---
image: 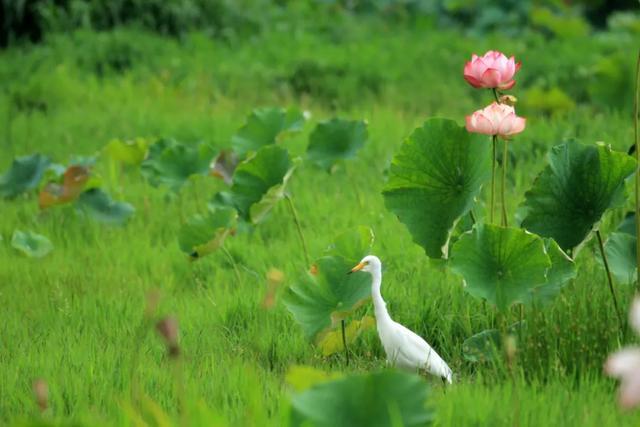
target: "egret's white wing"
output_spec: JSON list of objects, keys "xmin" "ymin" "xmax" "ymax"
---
[{"xmin": 394, "ymin": 322, "xmax": 453, "ymax": 383}]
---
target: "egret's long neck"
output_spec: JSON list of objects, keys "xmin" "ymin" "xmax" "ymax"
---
[{"xmin": 371, "ymin": 267, "xmax": 390, "ymax": 321}]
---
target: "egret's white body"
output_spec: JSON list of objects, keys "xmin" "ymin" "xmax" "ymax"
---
[{"xmin": 352, "ymin": 255, "xmax": 453, "ymax": 383}]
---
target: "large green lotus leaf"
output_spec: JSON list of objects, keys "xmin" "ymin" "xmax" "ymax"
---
[
  {"xmin": 616, "ymin": 212, "xmax": 636, "ymax": 236},
  {"xmin": 520, "ymin": 141, "xmax": 636, "ymax": 251},
  {"xmin": 324, "ymin": 226, "xmax": 375, "ymax": 265},
  {"xmin": 285, "ymin": 365, "xmax": 342, "ymax": 393},
  {"xmin": 103, "ymin": 138, "xmax": 150, "ymax": 166},
  {"xmin": 283, "ymin": 256, "xmax": 372, "ymax": 341},
  {"xmin": 603, "ymin": 213, "xmax": 638, "ymax": 284},
  {"xmin": 450, "ymin": 224, "xmax": 551, "ymax": 311},
  {"xmin": 232, "ymin": 107, "xmax": 306, "ymax": 156},
  {"xmin": 306, "ymin": 118, "xmax": 368, "ymax": 170},
  {"xmin": 290, "ymin": 370, "xmax": 433, "ymax": 427},
  {"xmin": 316, "ymin": 316, "xmax": 375, "ymax": 356},
  {"xmin": 382, "ymin": 118, "xmax": 491, "ymax": 259},
  {"xmin": 0, "ymin": 154, "xmax": 50, "ymax": 198},
  {"xmin": 178, "ymin": 207, "xmax": 237, "ymax": 259},
  {"xmin": 524, "ymin": 238, "xmax": 577, "ymax": 305},
  {"xmin": 462, "ymin": 322, "xmax": 524, "ymax": 363},
  {"xmin": 248, "ymin": 161, "xmax": 297, "ymax": 224},
  {"xmin": 212, "ymin": 145, "xmax": 295, "ymax": 224},
  {"xmin": 76, "ymin": 188, "xmax": 135, "ymax": 225},
  {"xmin": 11, "ymin": 230, "xmax": 53, "ymax": 258},
  {"xmin": 462, "ymin": 329, "xmax": 501, "ymax": 363},
  {"xmin": 141, "ymin": 139, "xmax": 217, "ymax": 191},
  {"xmin": 605, "ymin": 232, "xmax": 637, "ymax": 284}
]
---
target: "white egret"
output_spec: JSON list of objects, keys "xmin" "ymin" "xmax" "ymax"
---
[{"xmin": 350, "ymin": 255, "xmax": 453, "ymax": 383}]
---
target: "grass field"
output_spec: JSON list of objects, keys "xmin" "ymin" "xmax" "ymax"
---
[{"xmin": 2, "ymin": 18, "xmax": 640, "ymax": 426}]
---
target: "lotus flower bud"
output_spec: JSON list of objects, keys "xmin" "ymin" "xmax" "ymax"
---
[
  {"xmin": 465, "ymin": 102, "xmax": 526, "ymax": 138},
  {"xmin": 464, "ymin": 50, "xmax": 521, "ymax": 90},
  {"xmin": 499, "ymin": 95, "xmax": 517, "ymax": 106}
]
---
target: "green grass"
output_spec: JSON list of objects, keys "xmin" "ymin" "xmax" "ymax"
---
[{"xmin": 1, "ymin": 22, "xmax": 640, "ymax": 426}]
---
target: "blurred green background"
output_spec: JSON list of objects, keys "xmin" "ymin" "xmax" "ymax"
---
[
  {"xmin": 2, "ymin": 0, "xmax": 640, "ymax": 45},
  {"xmin": 2, "ymin": 0, "xmax": 640, "ymax": 121}
]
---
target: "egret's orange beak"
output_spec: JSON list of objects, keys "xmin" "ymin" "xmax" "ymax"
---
[{"xmin": 348, "ymin": 262, "xmax": 365, "ymax": 274}]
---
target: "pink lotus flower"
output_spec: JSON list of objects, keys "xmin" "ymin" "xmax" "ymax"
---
[
  {"xmin": 465, "ymin": 102, "xmax": 526, "ymax": 138},
  {"xmin": 464, "ymin": 51, "xmax": 521, "ymax": 90},
  {"xmin": 606, "ymin": 298, "xmax": 640, "ymax": 409}
]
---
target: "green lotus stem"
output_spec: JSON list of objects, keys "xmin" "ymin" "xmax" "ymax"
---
[
  {"xmin": 492, "ymin": 87, "xmax": 506, "ymax": 226},
  {"xmin": 222, "ymin": 245, "xmax": 242, "ymax": 286},
  {"xmin": 492, "ymin": 88, "xmax": 501, "ymax": 103},
  {"xmin": 634, "ymin": 50, "xmax": 640, "ymax": 291},
  {"xmin": 501, "ymin": 139, "xmax": 509, "ymax": 227},
  {"xmin": 495, "ymin": 311, "xmax": 507, "ymax": 365},
  {"xmin": 596, "ymin": 230, "xmax": 624, "ymax": 333},
  {"xmin": 491, "ymin": 135, "xmax": 497, "ymax": 224},
  {"xmin": 285, "ymin": 194, "xmax": 311, "ymax": 267},
  {"xmin": 341, "ymin": 319, "xmax": 350, "ymax": 366},
  {"xmin": 469, "ymin": 209, "xmax": 476, "ymax": 225}
]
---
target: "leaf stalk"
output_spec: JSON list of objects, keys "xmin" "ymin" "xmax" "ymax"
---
[
  {"xmin": 596, "ymin": 230, "xmax": 624, "ymax": 333},
  {"xmin": 341, "ymin": 319, "xmax": 350, "ymax": 366},
  {"xmin": 501, "ymin": 139, "xmax": 509, "ymax": 227},
  {"xmin": 285, "ymin": 194, "xmax": 311, "ymax": 267},
  {"xmin": 491, "ymin": 135, "xmax": 497, "ymax": 224}
]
